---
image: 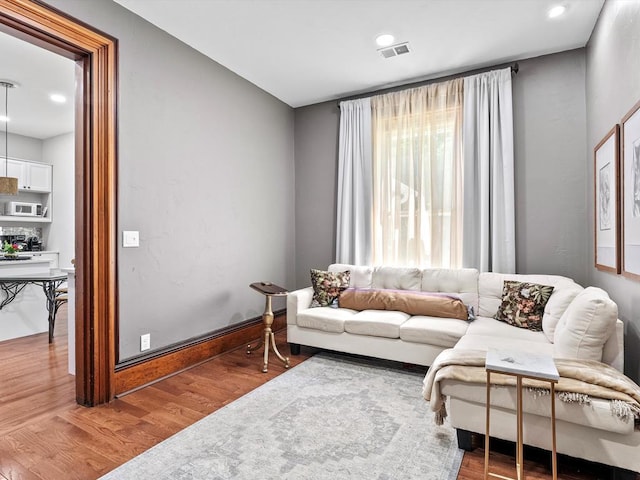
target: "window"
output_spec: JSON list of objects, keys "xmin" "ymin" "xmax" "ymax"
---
[{"xmin": 371, "ymin": 79, "xmax": 463, "ymax": 267}]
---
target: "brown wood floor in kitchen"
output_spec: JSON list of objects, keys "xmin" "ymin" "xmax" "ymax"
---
[{"xmin": 0, "ymin": 307, "xmax": 634, "ymax": 480}]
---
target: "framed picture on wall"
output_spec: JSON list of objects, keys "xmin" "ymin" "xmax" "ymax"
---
[
  {"xmin": 594, "ymin": 125, "xmax": 620, "ymax": 273},
  {"xmin": 621, "ymin": 100, "xmax": 640, "ymax": 280}
]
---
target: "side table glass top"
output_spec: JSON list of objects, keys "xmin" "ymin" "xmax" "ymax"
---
[
  {"xmin": 249, "ymin": 282, "xmax": 287, "ymax": 296},
  {"xmin": 485, "ymin": 348, "xmax": 559, "ymax": 381}
]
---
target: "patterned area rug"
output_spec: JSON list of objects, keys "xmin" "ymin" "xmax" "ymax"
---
[{"xmin": 100, "ymin": 352, "xmax": 463, "ymax": 480}]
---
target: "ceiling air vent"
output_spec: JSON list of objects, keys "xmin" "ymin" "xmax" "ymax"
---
[{"xmin": 378, "ymin": 42, "xmax": 410, "ymax": 58}]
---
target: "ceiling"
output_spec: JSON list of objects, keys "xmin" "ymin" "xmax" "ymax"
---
[
  {"xmin": 114, "ymin": 0, "xmax": 605, "ymax": 107},
  {"xmin": 0, "ymin": 0, "xmax": 605, "ymax": 139},
  {"xmin": 0, "ymin": 30, "xmax": 75, "ymax": 140}
]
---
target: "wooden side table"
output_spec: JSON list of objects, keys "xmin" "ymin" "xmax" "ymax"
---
[
  {"xmin": 247, "ymin": 282, "xmax": 289, "ymax": 373},
  {"xmin": 484, "ymin": 349, "xmax": 559, "ymax": 480}
]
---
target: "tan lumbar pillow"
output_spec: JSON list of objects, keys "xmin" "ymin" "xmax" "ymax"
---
[{"xmin": 339, "ymin": 288, "xmax": 469, "ymax": 320}]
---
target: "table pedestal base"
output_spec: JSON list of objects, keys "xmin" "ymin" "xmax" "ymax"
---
[{"xmin": 247, "ymin": 294, "xmax": 289, "ymax": 373}]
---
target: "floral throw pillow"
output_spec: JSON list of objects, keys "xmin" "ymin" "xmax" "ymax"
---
[
  {"xmin": 310, "ymin": 269, "xmax": 350, "ymax": 307},
  {"xmin": 494, "ymin": 281, "xmax": 554, "ymax": 331}
]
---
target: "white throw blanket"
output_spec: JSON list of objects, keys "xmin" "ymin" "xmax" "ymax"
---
[{"xmin": 422, "ymin": 348, "xmax": 640, "ymax": 426}]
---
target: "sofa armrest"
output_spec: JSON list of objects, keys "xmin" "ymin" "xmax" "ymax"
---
[
  {"xmin": 602, "ymin": 318, "xmax": 624, "ymax": 372},
  {"xmin": 287, "ymin": 287, "xmax": 314, "ymax": 325}
]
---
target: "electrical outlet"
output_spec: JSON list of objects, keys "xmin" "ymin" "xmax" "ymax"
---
[{"xmin": 140, "ymin": 333, "xmax": 151, "ymax": 351}]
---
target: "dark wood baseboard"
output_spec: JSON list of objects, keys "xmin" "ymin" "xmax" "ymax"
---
[{"xmin": 113, "ymin": 313, "xmax": 287, "ymax": 395}]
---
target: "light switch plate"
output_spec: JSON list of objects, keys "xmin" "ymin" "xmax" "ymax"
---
[{"xmin": 123, "ymin": 230, "xmax": 139, "ymax": 248}]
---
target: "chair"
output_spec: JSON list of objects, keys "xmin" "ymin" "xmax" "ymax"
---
[
  {"xmin": 49, "ymin": 285, "xmax": 68, "ymax": 343},
  {"xmin": 49, "ymin": 260, "xmax": 74, "ymax": 342}
]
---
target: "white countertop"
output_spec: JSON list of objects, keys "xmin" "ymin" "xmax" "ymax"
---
[
  {"xmin": 0, "ymin": 257, "xmax": 50, "ymax": 264},
  {"xmin": 0, "ymin": 257, "xmax": 51, "ymax": 275},
  {"xmin": 17, "ymin": 250, "xmax": 59, "ymax": 255}
]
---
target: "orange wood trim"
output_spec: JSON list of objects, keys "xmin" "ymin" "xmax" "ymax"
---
[
  {"xmin": 594, "ymin": 124, "xmax": 620, "ymax": 274},
  {"xmin": 621, "ymin": 99, "xmax": 640, "ymax": 281},
  {"xmin": 0, "ymin": 1, "xmax": 118, "ymax": 406},
  {"xmin": 74, "ymin": 55, "xmax": 90, "ymax": 405},
  {"xmin": 114, "ymin": 315, "xmax": 287, "ymax": 395}
]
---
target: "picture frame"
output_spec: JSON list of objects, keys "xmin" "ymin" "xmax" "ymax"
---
[
  {"xmin": 621, "ymin": 100, "xmax": 640, "ymax": 280},
  {"xmin": 594, "ymin": 125, "xmax": 620, "ymax": 273}
]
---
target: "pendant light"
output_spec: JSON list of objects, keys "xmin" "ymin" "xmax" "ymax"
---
[{"xmin": 0, "ymin": 80, "xmax": 18, "ymax": 195}]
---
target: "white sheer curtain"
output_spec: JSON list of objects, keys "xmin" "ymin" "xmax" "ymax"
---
[
  {"xmin": 462, "ymin": 68, "xmax": 515, "ymax": 273},
  {"xmin": 336, "ymin": 97, "xmax": 373, "ymax": 265},
  {"xmin": 371, "ymin": 79, "xmax": 464, "ymax": 267}
]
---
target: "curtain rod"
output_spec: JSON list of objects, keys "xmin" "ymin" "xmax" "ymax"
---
[{"xmin": 337, "ymin": 61, "xmax": 519, "ymax": 107}]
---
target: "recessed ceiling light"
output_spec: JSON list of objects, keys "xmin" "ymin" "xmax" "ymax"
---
[
  {"xmin": 0, "ymin": 116, "xmax": 9, "ymax": 122},
  {"xmin": 548, "ymin": 4, "xmax": 566, "ymax": 18},
  {"xmin": 50, "ymin": 93, "xmax": 67, "ymax": 103},
  {"xmin": 375, "ymin": 34, "xmax": 395, "ymax": 47}
]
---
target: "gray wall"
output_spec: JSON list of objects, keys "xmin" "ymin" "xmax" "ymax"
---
[
  {"xmin": 587, "ymin": 0, "xmax": 640, "ymax": 382},
  {"xmin": 0, "ymin": 132, "xmax": 42, "ymax": 163},
  {"xmin": 293, "ymin": 51, "xmax": 589, "ymax": 288},
  {"xmin": 47, "ymin": 0, "xmax": 295, "ymax": 360},
  {"xmin": 43, "ymin": 132, "xmax": 75, "ymax": 268},
  {"xmin": 293, "ymin": 102, "xmax": 340, "ymax": 287},
  {"xmin": 513, "ymin": 50, "xmax": 588, "ymax": 284}
]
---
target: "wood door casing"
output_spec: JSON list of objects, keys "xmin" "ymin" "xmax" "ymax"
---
[{"xmin": 0, "ymin": 0, "xmax": 117, "ymax": 406}]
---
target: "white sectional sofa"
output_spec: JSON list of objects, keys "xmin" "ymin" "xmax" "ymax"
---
[
  {"xmin": 287, "ymin": 264, "xmax": 484, "ymax": 366},
  {"xmin": 286, "ymin": 264, "xmax": 640, "ymax": 476}
]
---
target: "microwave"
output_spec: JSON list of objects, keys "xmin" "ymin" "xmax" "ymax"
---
[{"xmin": 5, "ymin": 201, "xmax": 42, "ymax": 217}]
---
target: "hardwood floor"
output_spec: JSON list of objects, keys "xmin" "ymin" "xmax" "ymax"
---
[
  {"xmin": 457, "ymin": 433, "xmax": 637, "ymax": 480},
  {"xmin": 0, "ymin": 308, "xmax": 635, "ymax": 479},
  {"xmin": 0, "ymin": 309, "xmax": 312, "ymax": 479}
]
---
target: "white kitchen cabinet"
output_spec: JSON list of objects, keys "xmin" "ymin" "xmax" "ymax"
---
[
  {"xmin": 0, "ymin": 158, "xmax": 53, "ymax": 223},
  {"xmin": 27, "ymin": 162, "xmax": 52, "ymax": 192},
  {"xmin": 7, "ymin": 159, "xmax": 52, "ymax": 192}
]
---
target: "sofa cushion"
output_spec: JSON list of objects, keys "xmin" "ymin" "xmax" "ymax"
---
[
  {"xmin": 420, "ymin": 268, "xmax": 480, "ymax": 312},
  {"xmin": 553, "ymin": 287, "xmax": 618, "ymax": 361},
  {"xmin": 465, "ymin": 316, "xmax": 552, "ymax": 343},
  {"xmin": 310, "ymin": 268, "xmax": 350, "ymax": 307},
  {"xmin": 399, "ymin": 316, "xmax": 469, "ymax": 348},
  {"xmin": 440, "ymin": 380, "xmax": 634, "ymax": 434},
  {"xmin": 454, "ymin": 333, "xmax": 555, "ymax": 357},
  {"xmin": 296, "ymin": 307, "xmax": 355, "ymax": 333},
  {"xmin": 338, "ymin": 288, "xmax": 469, "ymax": 320},
  {"xmin": 329, "ymin": 264, "xmax": 373, "ymax": 288},
  {"xmin": 542, "ymin": 283, "xmax": 584, "ymax": 341},
  {"xmin": 494, "ymin": 280, "xmax": 554, "ymax": 331},
  {"xmin": 372, "ymin": 266, "xmax": 422, "ymax": 291},
  {"xmin": 344, "ymin": 310, "xmax": 409, "ymax": 338}
]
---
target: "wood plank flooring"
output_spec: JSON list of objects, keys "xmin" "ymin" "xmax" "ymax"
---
[{"xmin": 0, "ymin": 307, "xmax": 635, "ymax": 479}]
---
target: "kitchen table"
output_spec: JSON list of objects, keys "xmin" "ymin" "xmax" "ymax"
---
[{"xmin": 0, "ymin": 271, "xmax": 67, "ymax": 343}]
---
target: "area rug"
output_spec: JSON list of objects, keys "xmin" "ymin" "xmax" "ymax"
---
[{"xmin": 99, "ymin": 352, "xmax": 463, "ymax": 479}]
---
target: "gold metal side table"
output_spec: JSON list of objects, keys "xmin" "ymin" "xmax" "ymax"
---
[
  {"xmin": 247, "ymin": 282, "xmax": 289, "ymax": 373},
  {"xmin": 484, "ymin": 349, "xmax": 559, "ymax": 480}
]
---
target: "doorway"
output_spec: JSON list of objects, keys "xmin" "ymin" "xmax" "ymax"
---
[
  {"xmin": 0, "ymin": 29, "xmax": 76, "ymax": 419},
  {"xmin": 0, "ymin": 1, "xmax": 117, "ymax": 406}
]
